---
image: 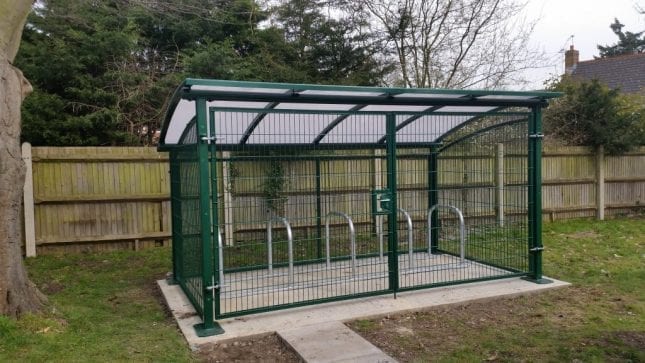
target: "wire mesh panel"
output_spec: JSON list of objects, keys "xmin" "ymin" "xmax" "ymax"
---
[
  {"xmin": 212, "ymin": 110, "xmax": 392, "ymax": 318},
  {"xmin": 169, "ymin": 120, "xmax": 206, "ymax": 316},
  {"xmin": 200, "ymin": 108, "xmax": 534, "ymax": 318},
  {"xmin": 395, "ymin": 113, "xmax": 531, "ymax": 290}
]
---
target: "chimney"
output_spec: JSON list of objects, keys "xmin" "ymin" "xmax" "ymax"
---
[{"xmin": 565, "ymin": 45, "xmax": 579, "ymax": 75}]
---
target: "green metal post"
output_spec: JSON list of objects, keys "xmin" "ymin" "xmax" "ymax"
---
[
  {"xmin": 525, "ymin": 107, "xmax": 551, "ymax": 284},
  {"xmin": 386, "ymin": 113, "xmax": 399, "ymax": 292},
  {"xmin": 168, "ymin": 151, "xmax": 181, "ymax": 285},
  {"xmin": 209, "ymin": 110, "xmax": 225, "ymax": 323},
  {"xmin": 315, "ymin": 158, "xmax": 323, "ymax": 260},
  {"xmin": 428, "ymin": 145, "xmax": 439, "ymax": 253},
  {"xmin": 194, "ymin": 98, "xmax": 224, "ymax": 336}
]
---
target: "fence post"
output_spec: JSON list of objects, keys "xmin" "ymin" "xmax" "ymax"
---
[
  {"xmin": 596, "ymin": 145, "xmax": 605, "ymax": 220},
  {"xmin": 22, "ymin": 142, "xmax": 36, "ymax": 257},
  {"xmin": 495, "ymin": 143, "xmax": 504, "ymax": 227}
]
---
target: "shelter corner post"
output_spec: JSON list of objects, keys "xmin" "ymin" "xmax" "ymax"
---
[
  {"xmin": 524, "ymin": 106, "xmax": 551, "ymax": 284},
  {"xmin": 168, "ymin": 150, "xmax": 181, "ymax": 285},
  {"xmin": 195, "ymin": 98, "xmax": 224, "ymax": 336}
]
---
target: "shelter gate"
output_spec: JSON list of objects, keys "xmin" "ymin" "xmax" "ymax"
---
[{"xmin": 159, "ymin": 79, "xmax": 558, "ymax": 336}]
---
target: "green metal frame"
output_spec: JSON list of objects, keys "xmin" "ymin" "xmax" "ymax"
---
[
  {"xmin": 160, "ymin": 79, "xmax": 558, "ymax": 331},
  {"xmin": 193, "ymin": 98, "xmax": 223, "ymax": 336},
  {"xmin": 428, "ymin": 145, "xmax": 439, "ymax": 253},
  {"xmin": 386, "ymin": 113, "xmax": 399, "ymax": 293},
  {"xmin": 168, "ymin": 152, "xmax": 181, "ymax": 285},
  {"xmin": 525, "ymin": 106, "xmax": 551, "ymax": 284}
]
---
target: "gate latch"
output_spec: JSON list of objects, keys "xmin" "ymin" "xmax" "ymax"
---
[{"xmin": 372, "ymin": 189, "xmax": 393, "ymax": 215}]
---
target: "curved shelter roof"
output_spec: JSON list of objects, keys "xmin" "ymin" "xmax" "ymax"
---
[{"xmin": 159, "ymin": 79, "xmax": 560, "ymax": 148}]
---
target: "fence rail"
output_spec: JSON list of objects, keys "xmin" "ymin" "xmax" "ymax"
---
[{"xmin": 22, "ymin": 144, "xmax": 645, "ymax": 255}]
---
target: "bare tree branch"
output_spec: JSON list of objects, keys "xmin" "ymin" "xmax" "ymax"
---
[{"xmin": 352, "ymin": 0, "xmax": 545, "ymax": 89}]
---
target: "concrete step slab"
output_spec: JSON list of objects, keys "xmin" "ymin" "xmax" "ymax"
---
[{"xmin": 278, "ymin": 321, "xmax": 397, "ymax": 363}]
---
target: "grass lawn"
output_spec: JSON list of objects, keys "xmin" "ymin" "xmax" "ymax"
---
[
  {"xmin": 0, "ymin": 217, "xmax": 642, "ymax": 362},
  {"xmin": 0, "ymin": 248, "xmax": 194, "ymax": 362},
  {"xmin": 349, "ymin": 216, "xmax": 645, "ymax": 362}
]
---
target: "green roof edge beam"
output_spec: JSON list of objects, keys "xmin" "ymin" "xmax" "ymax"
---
[
  {"xmin": 238, "ymin": 101, "xmax": 280, "ymax": 145},
  {"xmin": 375, "ymin": 105, "xmax": 443, "ymax": 144},
  {"xmin": 439, "ymin": 117, "xmax": 528, "ymax": 152},
  {"xmin": 207, "ymin": 107, "xmax": 531, "ymax": 117},
  {"xmin": 312, "ymin": 105, "xmax": 369, "ymax": 145},
  {"xmin": 183, "ymin": 78, "xmax": 560, "ymax": 98},
  {"xmin": 180, "ymin": 89, "xmax": 551, "ymax": 108}
]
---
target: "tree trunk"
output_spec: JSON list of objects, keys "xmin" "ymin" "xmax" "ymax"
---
[
  {"xmin": 0, "ymin": 0, "xmax": 47, "ymax": 317},
  {"xmin": 0, "ymin": 59, "xmax": 47, "ymax": 316}
]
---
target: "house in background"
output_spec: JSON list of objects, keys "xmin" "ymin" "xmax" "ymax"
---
[{"xmin": 564, "ymin": 45, "xmax": 645, "ymax": 93}]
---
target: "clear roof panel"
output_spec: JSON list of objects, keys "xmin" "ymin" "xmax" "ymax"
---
[
  {"xmin": 274, "ymin": 103, "xmax": 357, "ymax": 111},
  {"xmin": 361, "ymin": 105, "xmax": 430, "ymax": 112},
  {"xmin": 435, "ymin": 105, "xmax": 497, "ymax": 113},
  {"xmin": 166, "ymin": 99, "xmax": 196, "ymax": 144},
  {"xmin": 212, "ymin": 110, "xmax": 258, "ymax": 145},
  {"xmin": 320, "ymin": 114, "xmax": 386, "ymax": 144},
  {"xmin": 160, "ymin": 79, "xmax": 560, "ymax": 146},
  {"xmin": 395, "ymin": 114, "xmax": 473, "ymax": 143},
  {"xmin": 393, "ymin": 93, "xmax": 465, "ymax": 99},
  {"xmin": 299, "ymin": 90, "xmax": 383, "ymax": 97},
  {"xmin": 247, "ymin": 112, "xmax": 338, "ymax": 144},
  {"xmin": 191, "ymin": 85, "xmax": 289, "ymax": 94}
]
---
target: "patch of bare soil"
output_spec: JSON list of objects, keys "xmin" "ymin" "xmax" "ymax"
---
[
  {"xmin": 150, "ymin": 285, "xmax": 299, "ymax": 362},
  {"xmin": 567, "ymin": 230, "xmax": 600, "ymax": 239},
  {"xmin": 40, "ymin": 281, "xmax": 65, "ymax": 295},
  {"xmin": 348, "ymin": 286, "xmax": 636, "ymax": 362},
  {"xmin": 611, "ymin": 331, "xmax": 645, "ymax": 351},
  {"xmin": 195, "ymin": 333, "xmax": 301, "ymax": 363}
]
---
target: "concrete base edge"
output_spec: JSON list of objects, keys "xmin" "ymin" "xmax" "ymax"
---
[{"xmin": 157, "ymin": 276, "xmax": 570, "ymax": 350}]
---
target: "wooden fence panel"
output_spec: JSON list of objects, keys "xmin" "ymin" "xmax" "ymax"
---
[
  {"xmin": 604, "ymin": 149, "xmax": 645, "ymax": 217},
  {"xmin": 22, "ymin": 144, "xmax": 645, "ymax": 255},
  {"xmin": 26, "ymin": 146, "xmax": 170, "ymax": 254}
]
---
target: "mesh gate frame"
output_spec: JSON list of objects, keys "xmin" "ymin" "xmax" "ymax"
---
[
  {"xmin": 164, "ymin": 86, "xmax": 554, "ymax": 336},
  {"xmin": 215, "ymin": 108, "xmax": 532, "ymax": 319}
]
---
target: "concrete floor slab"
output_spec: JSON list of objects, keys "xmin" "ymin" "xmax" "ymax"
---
[
  {"xmin": 158, "ymin": 276, "xmax": 569, "ymax": 351},
  {"xmin": 278, "ymin": 321, "xmax": 397, "ymax": 363},
  {"xmin": 216, "ymin": 253, "xmax": 508, "ymax": 315}
]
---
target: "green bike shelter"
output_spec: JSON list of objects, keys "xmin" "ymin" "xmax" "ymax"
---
[{"xmin": 158, "ymin": 79, "xmax": 560, "ymax": 336}]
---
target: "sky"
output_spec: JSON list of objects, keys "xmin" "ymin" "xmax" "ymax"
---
[{"xmin": 521, "ymin": 0, "xmax": 644, "ymax": 90}]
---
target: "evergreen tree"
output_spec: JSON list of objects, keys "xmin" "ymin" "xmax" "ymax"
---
[
  {"xmin": 17, "ymin": 0, "xmax": 137, "ymax": 145},
  {"xmin": 544, "ymin": 78, "xmax": 645, "ymax": 154},
  {"xmin": 16, "ymin": 0, "xmax": 390, "ymax": 146},
  {"xmin": 597, "ymin": 18, "xmax": 645, "ymax": 57},
  {"xmin": 272, "ymin": 0, "xmax": 392, "ymax": 85}
]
